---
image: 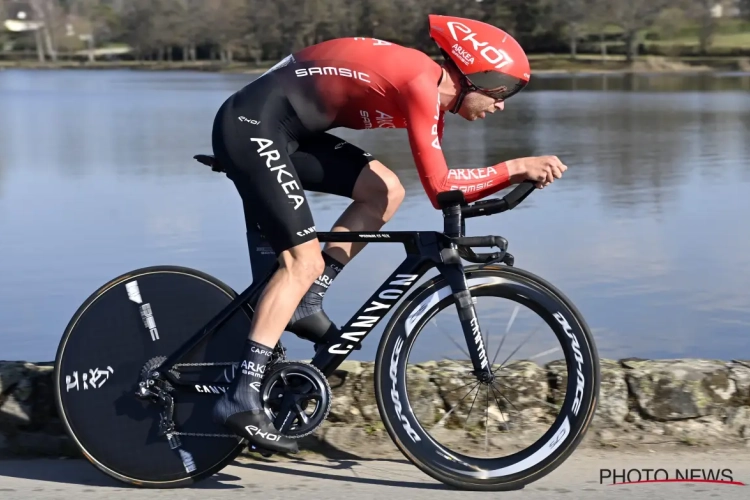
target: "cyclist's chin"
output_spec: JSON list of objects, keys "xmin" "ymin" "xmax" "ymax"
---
[{"xmin": 458, "ymin": 107, "xmax": 482, "ymax": 121}]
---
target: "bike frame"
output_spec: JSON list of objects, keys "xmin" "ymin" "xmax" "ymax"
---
[{"xmin": 151, "ymin": 186, "xmax": 534, "ymax": 390}]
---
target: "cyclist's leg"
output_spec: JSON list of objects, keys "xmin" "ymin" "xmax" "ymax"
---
[
  {"xmin": 283, "ymin": 133, "xmax": 405, "ymax": 342},
  {"xmin": 291, "ymin": 133, "xmax": 406, "ymax": 264},
  {"xmin": 210, "ymin": 87, "xmax": 322, "ymax": 453}
]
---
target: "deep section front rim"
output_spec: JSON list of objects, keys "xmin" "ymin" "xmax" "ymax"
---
[{"xmin": 374, "ymin": 266, "xmax": 599, "ymax": 490}]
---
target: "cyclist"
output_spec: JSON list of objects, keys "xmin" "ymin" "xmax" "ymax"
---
[{"xmin": 211, "ymin": 14, "xmax": 568, "ymax": 454}]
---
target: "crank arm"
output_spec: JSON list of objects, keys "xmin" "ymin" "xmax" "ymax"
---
[{"xmin": 272, "ymin": 396, "xmax": 298, "ymax": 434}]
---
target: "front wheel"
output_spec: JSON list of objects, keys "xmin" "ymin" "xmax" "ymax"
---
[{"xmin": 374, "ymin": 265, "xmax": 599, "ymax": 491}]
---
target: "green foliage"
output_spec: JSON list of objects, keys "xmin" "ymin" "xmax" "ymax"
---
[{"xmin": 3, "ymin": 0, "xmax": 749, "ymax": 61}]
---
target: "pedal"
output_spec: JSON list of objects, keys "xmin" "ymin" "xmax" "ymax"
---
[{"xmin": 248, "ymin": 444, "xmax": 275, "ymax": 458}]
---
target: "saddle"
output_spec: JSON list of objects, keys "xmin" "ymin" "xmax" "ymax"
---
[{"xmin": 193, "ymin": 154, "xmax": 225, "ymax": 173}]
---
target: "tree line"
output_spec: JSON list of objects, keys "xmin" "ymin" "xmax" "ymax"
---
[{"xmin": 2, "ymin": 0, "xmax": 749, "ymax": 64}]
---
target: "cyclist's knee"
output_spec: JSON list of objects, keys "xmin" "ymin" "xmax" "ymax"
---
[
  {"xmin": 377, "ymin": 167, "xmax": 405, "ymax": 222},
  {"xmin": 383, "ymin": 168, "xmax": 406, "ymax": 209},
  {"xmin": 354, "ymin": 160, "xmax": 405, "ymax": 222},
  {"xmin": 278, "ymin": 239, "xmax": 325, "ymax": 286}
]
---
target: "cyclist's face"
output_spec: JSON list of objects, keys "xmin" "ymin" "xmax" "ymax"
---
[{"xmin": 458, "ymin": 91, "xmax": 504, "ymax": 121}]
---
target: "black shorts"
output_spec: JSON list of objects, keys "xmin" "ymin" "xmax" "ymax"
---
[{"xmin": 211, "ymin": 75, "xmax": 375, "ymax": 255}]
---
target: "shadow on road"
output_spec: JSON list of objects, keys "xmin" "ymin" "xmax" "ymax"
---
[
  {"xmin": 0, "ymin": 453, "xmax": 454, "ymax": 491},
  {"xmin": 0, "ymin": 458, "xmax": 243, "ymax": 490},
  {"xmin": 235, "ymin": 458, "xmax": 452, "ymax": 490}
]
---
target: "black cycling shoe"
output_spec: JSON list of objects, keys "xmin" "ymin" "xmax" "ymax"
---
[
  {"xmin": 286, "ymin": 309, "xmax": 340, "ymax": 344},
  {"xmin": 224, "ymin": 410, "xmax": 299, "ymax": 455}
]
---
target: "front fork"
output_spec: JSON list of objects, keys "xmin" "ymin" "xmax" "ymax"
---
[
  {"xmin": 439, "ymin": 201, "xmax": 494, "ymax": 381},
  {"xmin": 437, "ymin": 260, "xmax": 494, "ymax": 381}
]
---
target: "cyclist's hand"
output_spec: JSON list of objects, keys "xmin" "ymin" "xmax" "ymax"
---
[{"xmin": 507, "ymin": 156, "xmax": 567, "ymax": 189}]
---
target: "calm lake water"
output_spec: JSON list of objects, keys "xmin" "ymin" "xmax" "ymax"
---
[{"xmin": 1, "ymin": 69, "xmax": 749, "ymax": 363}]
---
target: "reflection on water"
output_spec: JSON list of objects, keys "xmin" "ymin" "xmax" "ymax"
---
[
  {"xmin": 0, "ymin": 69, "xmax": 749, "ymax": 363},
  {"xmin": 532, "ymin": 71, "xmax": 750, "ymax": 93}
]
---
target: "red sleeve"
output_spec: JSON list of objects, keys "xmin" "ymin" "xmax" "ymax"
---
[
  {"xmin": 437, "ymin": 109, "xmax": 445, "ymax": 144},
  {"xmin": 398, "ymin": 73, "xmax": 512, "ymax": 209}
]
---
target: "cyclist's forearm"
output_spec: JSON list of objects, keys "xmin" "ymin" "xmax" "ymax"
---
[
  {"xmin": 505, "ymin": 158, "xmax": 525, "ymax": 181},
  {"xmin": 423, "ymin": 161, "xmax": 512, "ymax": 204}
]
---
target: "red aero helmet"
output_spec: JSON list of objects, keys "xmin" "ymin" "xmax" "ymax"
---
[{"xmin": 429, "ymin": 14, "xmax": 531, "ymax": 101}]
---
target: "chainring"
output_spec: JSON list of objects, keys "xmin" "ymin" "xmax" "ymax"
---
[{"xmin": 261, "ymin": 361, "xmax": 331, "ymax": 439}]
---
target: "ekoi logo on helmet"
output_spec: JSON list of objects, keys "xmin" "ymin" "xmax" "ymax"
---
[
  {"xmin": 446, "ymin": 21, "xmax": 515, "ymax": 71},
  {"xmin": 429, "ymin": 14, "xmax": 530, "ymax": 100}
]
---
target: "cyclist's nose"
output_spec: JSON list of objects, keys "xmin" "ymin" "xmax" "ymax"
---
[{"xmin": 494, "ymin": 101, "xmax": 505, "ymax": 111}]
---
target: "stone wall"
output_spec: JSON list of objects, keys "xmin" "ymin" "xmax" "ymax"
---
[{"xmin": 2, "ymin": 358, "xmax": 750, "ymax": 458}]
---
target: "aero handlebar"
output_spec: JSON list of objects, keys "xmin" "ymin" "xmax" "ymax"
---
[
  {"xmin": 435, "ymin": 180, "xmax": 537, "ymax": 266},
  {"xmin": 460, "ymin": 180, "xmax": 536, "ymax": 218}
]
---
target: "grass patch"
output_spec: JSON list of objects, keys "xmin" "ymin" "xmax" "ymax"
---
[
  {"xmin": 363, "ymin": 421, "xmax": 385, "ymax": 435},
  {"xmin": 648, "ymin": 31, "xmax": 750, "ymax": 49}
]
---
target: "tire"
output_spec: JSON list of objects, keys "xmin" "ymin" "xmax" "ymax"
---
[
  {"xmin": 374, "ymin": 265, "xmax": 600, "ymax": 491},
  {"xmin": 53, "ymin": 265, "xmax": 257, "ymax": 488}
]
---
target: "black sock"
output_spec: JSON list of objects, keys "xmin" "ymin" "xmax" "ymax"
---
[
  {"xmin": 290, "ymin": 251, "xmax": 344, "ymax": 322},
  {"xmin": 213, "ymin": 339, "xmax": 273, "ymax": 423}
]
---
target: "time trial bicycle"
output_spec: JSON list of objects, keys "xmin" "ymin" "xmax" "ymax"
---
[{"xmin": 53, "ymin": 153, "xmax": 600, "ymax": 491}]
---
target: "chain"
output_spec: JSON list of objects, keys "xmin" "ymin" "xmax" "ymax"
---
[
  {"xmin": 171, "ymin": 355, "xmax": 286, "ymax": 370},
  {"xmin": 164, "ymin": 342, "xmax": 286, "ymax": 371},
  {"xmin": 172, "ymin": 362, "xmax": 237, "ymax": 368},
  {"xmin": 171, "ymin": 431, "xmax": 237, "ymax": 438}
]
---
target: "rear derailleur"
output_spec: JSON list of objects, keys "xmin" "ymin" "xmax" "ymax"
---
[{"xmin": 135, "ymin": 357, "xmax": 183, "ymax": 449}]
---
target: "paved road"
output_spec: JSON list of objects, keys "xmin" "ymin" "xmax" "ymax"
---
[{"xmin": 1, "ymin": 447, "xmax": 748, "ymax": 499}]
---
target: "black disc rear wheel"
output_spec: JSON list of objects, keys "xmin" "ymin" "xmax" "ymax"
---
[{"xmin": 53, "ymin": 265, "xmax": 260, "ymax": 487}]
